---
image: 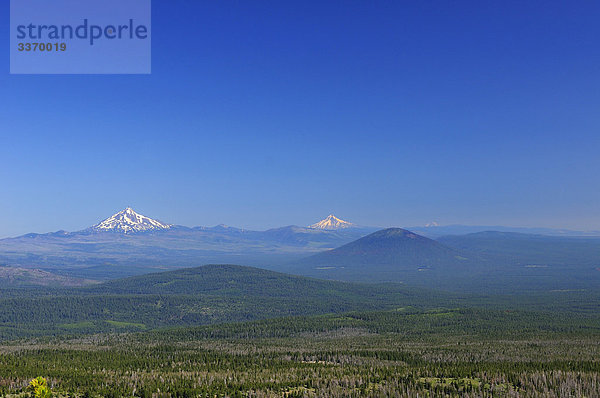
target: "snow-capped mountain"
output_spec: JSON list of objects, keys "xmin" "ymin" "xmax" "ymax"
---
[
  {"xmin": 90, "ymin": 207, "xmax": 172, "ymax": 234},
  {"xmin": 309, "ymin": 214, "xmax": 355, "ymax": 230}
]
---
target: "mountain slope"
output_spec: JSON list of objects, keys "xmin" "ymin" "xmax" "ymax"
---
[
  {"xmin": 288, "ymin": 228, "xmax": 472, "ymax": 283},
  {"xmin": 309, "ymin": 214, "xmax": 355, "ymax": 230},
  {"xmin": 89, "ymin": 207, "xmax": 172, "ymax": 234}
]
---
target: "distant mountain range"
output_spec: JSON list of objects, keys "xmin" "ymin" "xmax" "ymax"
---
[
  {"xmin": 0, "ymin": 208, "xmax": 376, "ymax": 279},
  {"xmin": 25, "ymin": 208, "xmax": 365, "ymax": 236},
  {"xmin": 1, "ymin": 208, "xmax": 599, "ymax": 292},
  {"xmin": 6, "ymin": 207, "xmax": 599, "ymax": 239}
]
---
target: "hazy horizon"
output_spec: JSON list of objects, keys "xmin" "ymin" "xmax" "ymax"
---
[{"xmin": 1, "ymin": 205, "xmax": 598, "ymax": 239}]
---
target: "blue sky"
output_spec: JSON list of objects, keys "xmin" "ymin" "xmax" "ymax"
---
[{"xmin": 1, "ymin": 1, "xmax": 599, "ymax": 237}]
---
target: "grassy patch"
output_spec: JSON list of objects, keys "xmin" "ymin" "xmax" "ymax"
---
[{"xmin": 105, "ymin": 320, "xmax": 146, "ymax": 329}]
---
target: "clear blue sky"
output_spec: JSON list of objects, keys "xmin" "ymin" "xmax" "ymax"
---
[{"xmin": 1, "ymin": 1, "xmax": 599, "ymax": 237}]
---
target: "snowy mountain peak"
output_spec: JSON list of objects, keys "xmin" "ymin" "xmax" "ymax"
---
[
  {"xmin": 90, "ymin": 207, "xmax": 172, "ymax": 234},
  {"xmin": 309, "ymin": 214, "xmax": 355, "ymax": 230}
]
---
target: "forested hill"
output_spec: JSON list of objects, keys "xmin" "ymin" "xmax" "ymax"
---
[
  {"xmin": 84, "ymin": 264, "xmax": 427, "ymax": 299},
  {"xmin": 288, "ymin": 228, "xmax": 475, "ymax": 283},
  {"xmin": 86, "ymin": 264, "xmax": 381, "ymax": 296},
  {"xmin": 286, "ymin": 228, "xmax": 600, "ymax": 292},
  {"xmin": 0, "ymin": 264, "xmax": 446, "ymax": 340}
]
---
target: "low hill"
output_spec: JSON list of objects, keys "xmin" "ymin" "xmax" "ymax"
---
[
  {"xmin": 288, "ymin": 228, "xmax": 474, "ymax": 284},
  {"xmin": 88, "ymin": 264, "xmax": 412, "ymax": 298}
]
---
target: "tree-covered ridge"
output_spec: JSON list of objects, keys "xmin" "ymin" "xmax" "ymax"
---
[
  {"xmin": 86, "ymin": 264, "xmax": 407, "ymax": 296},
  {"xmin": 0, "ymin": 265, "xmax": 448, "ymax": 341}
]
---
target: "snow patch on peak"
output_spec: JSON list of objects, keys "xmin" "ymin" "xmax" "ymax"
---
[
  {"xmin": 90, "ymin": 208, "xmax": 172, "ymax": 234},
  {"xmin": 309, "ymin": 214, "xmax": 355, "ymax": 230},
  {"xmin": 425, "ymin": 221, "xmax": 440, "ymax": 227}
]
